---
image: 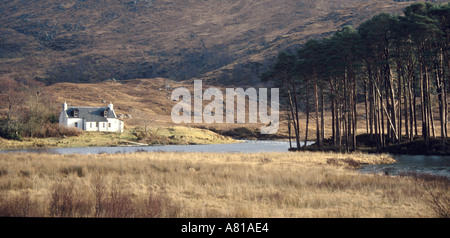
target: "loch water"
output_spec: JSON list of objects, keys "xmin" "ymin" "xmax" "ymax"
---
[{"xmin": 1, "ymin": 140, "xmax": 449, "ymax": 178}]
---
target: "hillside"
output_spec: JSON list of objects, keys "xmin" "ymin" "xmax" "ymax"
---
[
  {"xmin": 46, "ymin": 78, "xmax": 276, "ymax": 136},
  {"xmin": 0, "ymin": 0, "xmax": 426, "ymax": 86},
  {"xmin": 44, "ymin": 77, "xmax": 375, "ymax": 140}
]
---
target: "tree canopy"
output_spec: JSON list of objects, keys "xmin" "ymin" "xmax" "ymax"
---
[{"xmin": 263, "ymin": 2, "xmax": 450, "ymax": 152}]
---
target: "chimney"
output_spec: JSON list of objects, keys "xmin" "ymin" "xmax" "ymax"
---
[
  {"xmin": 63, "ymin": 101, "xmax": 68, "ymax": 111},
  {"xmin": 108, "ymin": 102, "xmax": 113, "ymax": 110}
]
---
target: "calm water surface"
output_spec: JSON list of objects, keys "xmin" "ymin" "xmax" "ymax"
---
[
  {"xmin": 0, "ymin": 140, "xmax": 300, "ymax": 154},
  {"xmin": 358, "ymin": 154, "xmax": 450, "ymax": 178}
]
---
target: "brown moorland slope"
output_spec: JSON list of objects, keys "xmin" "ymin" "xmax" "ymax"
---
[
  {"xmin": 49, "ymin": 78, "xmax": 181, "ymax": 126},
  {"xmin": 0, "ymin": 0, "xmax": 425, "ymax": 86},
  {"xmin": 47, "ymin": 78, "xmax": 276, "ymax": 135},
  {"xmin": 46, "ymin": 77, "xmax": 370, "ymax": 140}
]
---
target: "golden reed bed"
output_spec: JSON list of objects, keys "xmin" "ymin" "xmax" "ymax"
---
[{"xmin": 0, "ymin": 151, "xmax": 448, "ymax": 218}]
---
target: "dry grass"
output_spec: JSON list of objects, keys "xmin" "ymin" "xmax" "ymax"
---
[
  {"xmin": 0, "ymin": 0, "xmax": 414, "ymax": 83},
  {"xmin": 0, "ymin": 125, "xmax": 236, "ymax": 150},
  {"xmin": 0, "ymin": 151, "xmax": 447, "ymax": 218}
]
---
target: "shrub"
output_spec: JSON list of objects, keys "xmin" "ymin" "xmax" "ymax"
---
[
  {"xmin": 326, "ymin": 158, "xmax": 340, "ymax": 166},
  {"xmin": 398, "ymin": 172, "xmax": 450, "ymax": 183},
  {"xmin": 0, "ymin": 168, "xmax": 8, "ymax": 177},
  {"xmin": 60, "ymin": 165, "xmax": 86, "ymax": 177},
  {"xmin": 90, "ymin": 174, "xmax": 108, "ymax": 217},
  {"xmin": 49, "ymin": 181, "xmax": 76, "ymax": 217},
  {"xmin": 133, "ymin": 129, "xmax": 171, "ymax": 145},
  {"xmin": 47, "ymin": 114, "xmax": 59, "ymax": 124},
  {"xmin": 103, "ymin": 182, "xmax": 136, "ymax": 218},
  {"xmin": 399, "ymin": 172, "xmax": 450, "ymax": 218},
  {"xmin": 341, "ymin": 158, "xmax": 362, "ymax": 168},
  {"xmin": 259, "ymin": 158, "xmax": 272, "ymax": 164},
  {"xmin": 326, "ymin": 158, "xmax": 362, "ymax": 168},
  {"xmin": 426, "ymin": 188, "xmax": 450, "ymax": 218},
  {"xmin": 144, "ymin": 192, "xmax": 164, "ymax": 218},
  {"xmin": 34, "ymin": 123, "xmax": 82, "ymax": 138},
  {"xmin": 0, "ymin": 120, "xmax": 22, "ymax": 141},
  {"xmin": 0, "ymin": 191, "xmax": 41, "ymax": 217},
  {"xmin": 142, "ymin": 191, "xmax": 181, "ymax": 218}
]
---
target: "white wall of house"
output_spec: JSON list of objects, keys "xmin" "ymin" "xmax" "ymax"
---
[
  {"xmin": 59, "ymin": 102, "xmax": 68, "ymax": 126},
  {"xmin": 119, "ymin": 120, "xmax": 124, "ymax": 133},
  {"xmin": 107, "ymin": 118, "xmax": 124, "ymax": 133},
  {"xmin": 83, "ymin": 119, "xmax": 123, "ymax": 132},
  {"xmin": 99, "ymin": 121, "xmax": 108, "ymax": 132},
  {"xmin": 59, "ymin": 111, "xmax": 67, "ymax": 126},
  {"xmin": 67, "ymin": 118, "xmax": 84, "ymax": 130},
  {"xmin": 85, "ymin": 121, "xmax": 98, "ymax": 132}
]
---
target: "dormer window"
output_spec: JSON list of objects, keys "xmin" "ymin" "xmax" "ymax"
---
[
  {"xmin": 103, "ymin": 109, "xmax": 109, "ymax": 117},
  {"xmin": 73, "ymin": 109, "xmax": 79, "ymax": 118}
]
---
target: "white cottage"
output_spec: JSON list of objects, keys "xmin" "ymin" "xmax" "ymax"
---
[{"xmin": 59, "ymin": 101, "xmax": 124, "ymax": 133}]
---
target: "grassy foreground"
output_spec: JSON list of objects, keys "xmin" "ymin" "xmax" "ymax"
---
[{"xmin": 0, "ymin": 151, "xmax": 448, "ymax": 218}]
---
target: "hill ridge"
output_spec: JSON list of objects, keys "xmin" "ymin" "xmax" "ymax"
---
[{"xmin": 0, "ymin": 0, "xmax": 431, "ymax": 86}]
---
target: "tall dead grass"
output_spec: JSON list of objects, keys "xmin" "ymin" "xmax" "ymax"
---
[
  {"xmin": 0, "ymin": 151, "xmax": 447, "ymax": 217},
  {"xmin": 33, "ymin": 124, "xmax": 83, "ymax": 138}
]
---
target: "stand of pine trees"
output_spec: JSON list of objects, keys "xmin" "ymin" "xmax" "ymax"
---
[{"xmin": 262, "ymin": 3, "xmax": 450, "ymax": 153}]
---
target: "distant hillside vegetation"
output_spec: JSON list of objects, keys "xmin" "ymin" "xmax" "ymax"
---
[{"xmin": 0, "ymin": 0, "xmax": 441, "ymax": 86}]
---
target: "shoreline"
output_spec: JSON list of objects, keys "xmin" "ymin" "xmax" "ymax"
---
[
  {"xmin": 2, "ymin": 129, "xmax": 450, "ymax": 157},
  {"xmin": 290, "ymin": 134, "xmax": 450, "ymax": 156},
  {"xmin": 0, "ymin": 126, "xmax": 238, "ymax": 151}
]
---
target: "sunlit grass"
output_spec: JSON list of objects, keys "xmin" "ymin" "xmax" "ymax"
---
[
  {"xmin": 0, "ymin": 151, "xmax": 447, "ymax": 218},
  {"xmin": 0, "ymin": 126, "xmax": 236, "ymax": 149}
]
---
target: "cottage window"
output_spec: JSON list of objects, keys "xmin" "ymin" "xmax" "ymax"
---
[
  {"xmin": 104, "ymin": 109, "xmax": 109, "ymax": 117},
  {"xmin": 103, "ymin": 123, "xmax": 106, "ymax": 128},
  {"xmin": 90, "ymin": 123, "xmax": 93, "ymax": 128},
  {"xmin": 74, "ymin": 122, "xmax": 78, "ymax": 128},
  {"xmin": 108, "ymin": 123, "xmax": 111, "ymax": 128},
  {"xmin": 96, "ymin": 122, "xmax": 99, "ymax": 127},
  {"xmin": 73, "ymin": 109, "xmax": 79, "ymax": 118}
]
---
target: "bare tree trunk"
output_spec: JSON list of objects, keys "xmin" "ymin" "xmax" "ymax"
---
[
  {"xmin": 404, "ymin": 68, "xmax": 409, "ymax": 140},
  {"xmin": 408, "ymin": 73, "xmax": 414, "ymax": 141},
  {"xmin": 421, "ymin": 63, "xmax": 428, "ymax": 145},
  {"xmin": 286, "ymin": 110, "xmax": 292, "ymax": 149},
  {"xmin": 397, "ymin": 63, "xmax": 403, "ymax": 143},
  {"xmin": 285, "ymin": 82, "xmax": 300, "ymax": 150},
  {"xmin": 380, "ymin": 75, "xmax": 385, "ymax": 148},
  {"xmin": 330, "ymin": 80, "xmax": 337, "ymax": 148},
  {"xmin": 329, "ymin": 78, "xmax": 339, "ymax": 148},
  {"xmin": 304, "ymin": 84, "xmax": 310, "ymax": 149},
  {"xmin": 375, "ymin": 85, "xmax": 382, "ymax": 149},
  {"xmin": 352, "ymin": 73, "xmax": 357, "ymax": 151},
  {"xmin": 364, "ymin": 80, "xmax": 369, "ymax": 135},
  {"xmin": 314, "ymin": 72, "xmax": 322, "ymax": 148},
  {"xmin": 291, "ymin": 83, "xmax": 302, "ymax": 149},
  {"xmin": 388, "ymin": 69, "xmax": 397, "ymax": 143},
  {"xmin": 321, "ymin": 85, "xmax": 325, "ymax": 146},
  {"xmin": 338, "ymin": 102, "xmax": 342, "ymax": 151},
  {"xmin": 444, "ymin": 60, "xmax": 449, "ymax": 138},
  {"xmin": 414, "ymin": 78, "xmax": 418, "ymax": 138},
  {"xmin": 430, "ymin": 99, "xmax": 436, "ymax": 138},
  {"xmin": 426, "ymin": 67, "xmax": 434, "ymax": 139},
  {"xmin": 435, "ymin": 50, "xmax": 445, "ymax": 150}
]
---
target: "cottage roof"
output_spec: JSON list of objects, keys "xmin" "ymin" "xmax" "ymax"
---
[{"xmin": 66, "ymin": 107, "xmax": 116, "ymax": 122}]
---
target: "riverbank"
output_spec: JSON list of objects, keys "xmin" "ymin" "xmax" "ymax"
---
[
  {"xmin": 298, "ymin": 134, "xmax": 450, "ymax": 156},
  {"xmin": 0, "ymin": 126, "xmax": 236, "ymax": 150},
  {"xmin": 0, "ymin": 151, "xmax": 447, "ymax": 218}
]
